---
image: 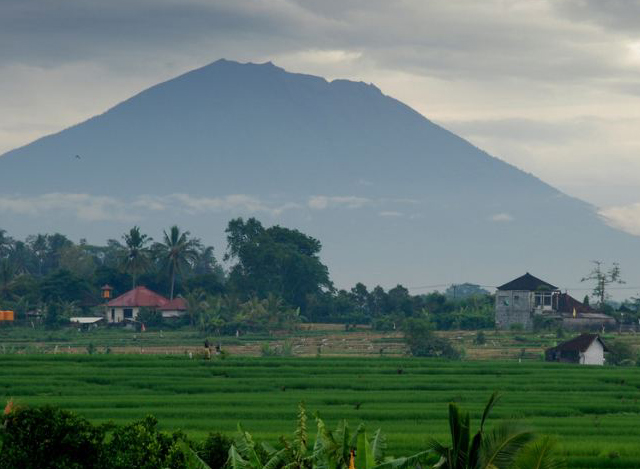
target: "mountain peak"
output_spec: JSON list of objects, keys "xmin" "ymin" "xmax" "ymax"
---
[{"xmin": 1, "ymin": 59, "xmax": 639, "ymax": 291}]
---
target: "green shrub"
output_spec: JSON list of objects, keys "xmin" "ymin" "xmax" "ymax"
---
[
  {"xmin": 102, "ymin": 415, "xmax": 186, "ymax": 469},
  {"xmin": 606, "ymin": 340, "xmax": 637, "ymax": 366},
  {"xmin": 404, "ymin": 318, "xmax": 461, "ymax": 359},
  {"xmin": 509, "ymin": 323, "xmax": 525, "ymax": 332},
  {"xmin": 474, "ymin": 331, "xmax": 486, "ymax": 345},
  {"xmin": 137, "ymin": 307, "xmax": 163, "ymax": 328},
  {"xmin": 0, "ymin": 405, "xmax": 109, "ymax": 469},
  {"xmin": 198, "ymin": 432, "xmax": 232, "ymax": 469}
]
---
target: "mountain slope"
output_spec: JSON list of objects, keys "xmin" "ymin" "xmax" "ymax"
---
[{"xmin": 1, "ymin": 59, "xmax": 638, "ymax": 292}]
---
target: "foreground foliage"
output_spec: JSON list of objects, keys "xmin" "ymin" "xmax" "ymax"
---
[{"xmin": 0, "ymin": 396, "xmax": 563, "ymax": 469}]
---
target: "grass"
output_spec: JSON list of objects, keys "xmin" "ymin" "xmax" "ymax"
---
[{"xmin": 2, "ymin": 355, "xmax": 640, "ymax": 468}]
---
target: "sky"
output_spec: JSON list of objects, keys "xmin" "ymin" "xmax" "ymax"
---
[{"xmin": 1, "ymin": 0, "xmax": 640, "ymax": 235}]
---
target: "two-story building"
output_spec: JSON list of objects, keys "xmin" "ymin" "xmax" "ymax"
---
[
  {"xmin": 495, "ymin": 272, "xmax": 615, "ymax": 331},
  {"xmin": 495, "ymin": 273, "xmax": 560, "ymax": 330}
]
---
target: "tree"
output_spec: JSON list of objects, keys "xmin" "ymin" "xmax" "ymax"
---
[
  {"xmin": 403, "ymin": 318, "xmax": 460, "ymax": 359},
  {"xmin": 154, "ymin": 225, "xmax": 201, "ymax": 299},
  {"xmin": 0, "ymin": 228, "xmax": 14, "ymax": 259},
  {"xmin": 26, "ymin": 234, "xmax": 48, "ymax": 276},
  {"xmin": 225, "ymin": 218, "xmax": 331, "ymax": 310},
  {"xmin": 581, "ymin": 261, "xmax": 625, "ymax": 308},
  {"xmin": 121, "ymin": 226, "xmax": 152, "ymax": 288}
]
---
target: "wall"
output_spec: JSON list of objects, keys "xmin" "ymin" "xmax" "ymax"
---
[
  {"xmin": 495, "ymin": 290, "xmax": 534, "ymax": 330},
  {"xmin": 580, "ymin": 340, "xmax": 604, "ymax": 365},
  {"xmin": 105, "ymin": 307, "xmax": 140, "ymax": 323}
]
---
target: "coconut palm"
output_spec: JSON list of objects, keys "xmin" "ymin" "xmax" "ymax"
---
[
  {"xmin": 0, "ymin": 229, "xmax": 14, "ymax": 259},
  {"xmin": 426, "ymin": 392, "xmax": 534, "ymax": 469},
  {"xmin": 121, "ymin": 226, "xmax": 152, "ymax": 288},
  {"xmin": 154, "ymin": 225, "xmax": 201, "ymax": 299}
]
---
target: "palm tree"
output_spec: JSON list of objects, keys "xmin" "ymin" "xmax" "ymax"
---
[
  {"xmin": 184, "ymin": 288, "xmax": 208, "ymax": 327},
  {"xmin": 427, "ymin": 392, "xmax": 534, "ymax": 469},
  {"xmin": 154, "ymin": 225, "xmax": 201, "ymax": 299},
  {"xmin": 121, "ymin": 226, "xmax": 152, "ymax": 288},
  {"xmin": 0, "ymin": 229, "xmax": 14, "ymax": 259}
]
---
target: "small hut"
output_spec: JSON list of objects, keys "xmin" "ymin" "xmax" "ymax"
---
[{"xmin": 545, "ymin": 333, "xmax": 607, "ymax": 365}]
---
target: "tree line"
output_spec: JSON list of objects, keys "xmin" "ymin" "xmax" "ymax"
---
[{"xmin": 0, "ymin": 220, "xmax": 495, "ymax": 332}]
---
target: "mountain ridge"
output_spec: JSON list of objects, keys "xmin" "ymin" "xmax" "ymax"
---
[{"xmin": 0, "ymin": 59, "xmax": 637, "ymax": 292}]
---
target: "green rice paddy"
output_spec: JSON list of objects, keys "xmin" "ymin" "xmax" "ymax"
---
[{"xmin": 2, "ymin": 355, "xmax": 640, "ymax": 469}]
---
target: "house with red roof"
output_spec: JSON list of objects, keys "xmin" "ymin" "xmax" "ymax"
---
[{"xmin": 105, "ymin": 286, "xmax": 187, "ymax": 323}]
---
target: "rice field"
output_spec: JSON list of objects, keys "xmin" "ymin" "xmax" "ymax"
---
[{"xmin": 2, "ymin": 355, "xmax": 640, "ymax": 468}]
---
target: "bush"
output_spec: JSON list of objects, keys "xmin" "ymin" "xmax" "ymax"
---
[
  {"xmin": 509, "ymin": 323, "xmax": 524, "ymax": 332},
  {"xmin": 0, "ymin": 406, "xmax": 195, "ymax": 469},
  {"xmin": 606, "ymin": 340, "xmax": 637, "ymax": 366},
  {"xmin": 137, "ymin": 307, "xmax": 163, "ymax": 328},
  {"xmin": 404, "ymin": 318, "xmax": 461, "ymax": 359},
  {"xmin": 0, "ymin": 405, "xmax": 109, "ymax": 469},
  {"xmin": 102, "ymin": 415, "xmax": 186, "ymax": 469},
  {"xmin": 474, "ymin": 331, "xmax": 486, "ymax": 345},
  {"xmin": 199, "ymin": 432, "xmax": 232, "ymax": 469}
]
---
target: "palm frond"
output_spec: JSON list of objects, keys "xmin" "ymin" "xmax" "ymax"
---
[
  {"xmin": 514, "ymin": 437, "xmax": 565, "ymax": 469},
  {"xmin": 480, "ymin": 392, "xmax": 501, "ymax": 432},
  {"xmin": 480, "ymin": 422, "xmax": 534, "ymax": 469},
  {"xmin": 425, "ymin": 437, "xmax": 449, "ymax": 459}
]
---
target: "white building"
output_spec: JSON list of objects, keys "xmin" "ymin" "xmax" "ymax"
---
[
  {"xmin": 545, "ymin": 333, "xmax": 608, "ymax": 365},
  {"xmin": 105, "ymin": 286, "xmax": 187, "ymax": 323}
]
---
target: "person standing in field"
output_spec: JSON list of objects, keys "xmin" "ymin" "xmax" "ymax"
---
[{"xmin": 204, "ymin": 339, "xmax": 211, "ymax": 359}]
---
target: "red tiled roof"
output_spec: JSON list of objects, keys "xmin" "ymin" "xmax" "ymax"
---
[
  {"xmin": 159, "ymin": 297, "xmax": 187, "ymax": 311},
  {"xmin": 557, "ymin": 293, "xmax": 598, "ymax": 315},
  {"xmin": 106, "ymin": 286, "xmax": 169, "ymax": 308}
]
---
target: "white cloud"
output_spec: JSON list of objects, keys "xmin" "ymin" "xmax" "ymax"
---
[
  {"xmin": 0, "ymin": 192, "xmax": 303, "ymax": 222},
  {"xmin": 599, "ymin": 203, "xmax": 640, "ymax": 236},
  {"xmin": 0, "ymin": 193, "xmax": 137, "ymax": 222},
  {"xmin": 141, "ymin": 194, "xmax": 301, "ymax": 216},
  {"xmin": 308, "ymin": 195, "xmax": 370, "ymax": 210},
  {"xmin": 490, "ymin": 213, "xmax": 514, "ymax": 222},
  {"xmin": 379, "ymin": 211, "xmax": 403, "ymax": 217}
]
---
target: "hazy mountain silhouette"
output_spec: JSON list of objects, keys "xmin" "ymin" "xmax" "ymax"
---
[{"xmin": 1, "ymin": 59, "xmax": 638, "ymax": 291}]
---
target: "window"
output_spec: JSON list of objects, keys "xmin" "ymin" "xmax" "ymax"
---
[
  {"xmin": 124, "ymin": 308, "xmax": 133, "ymax": 319},
  {"xmin": 498, "ymin": 295, "xmax": 509, "ymax": 306},
  {"xmin": 535, "ymin": 292, "xmax": 553, "ymax": 308}
]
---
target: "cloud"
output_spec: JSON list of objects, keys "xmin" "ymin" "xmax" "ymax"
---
[
  {"xmin": 308, "ymin": 195, "xmax": 370, "ymax": 210},
  {"xmin": 0, "ymin": 192, "xmax": 423, "ymax": 221},
  {"xmin": 0, "ymin": 193, "xmax": 137, "ymax": 222},
  {"xmin": 599, "ymin": 203, "xmax": 640, "ymax": 236},
  {"xmin": 0, "ymin": 192, "xmax": 303, "ymax": 222},
  {"xmin": 490, "ymin": 213, "xmax": 514, "ymax": 222}
]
